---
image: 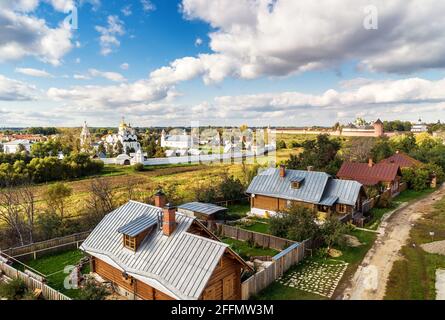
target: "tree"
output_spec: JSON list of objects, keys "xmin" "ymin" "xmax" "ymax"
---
[
  {"xmin": 276, "ymin": 140, "xmax": 287, "ymax": 150},
  {"xmin": 370, "ymin": 137, "xmax": 394, "ymax": 162},
  {"xmin": 84, "ymin": 179, "xmax": 116, "ymax": 227},
  {"xmin": 219, "ymin": 174, "xmax": 244, "ymax": 201},
  {"xmin": 0, "ymin": 278, "xmax": 28, "ymax": 300},
  {"xmin": 319, "ymin": 217, "xmax": 348, "ymax": 251},
  {"xmin": 115, "ymin": 141, "xmax": 124, "ymax": 155},
  {"xmin": 44, "ymin": 183, "xmax": 73, "ymax": 219},
  {"xmin": 194, "ymin": 182, "xmax": 218, "ymax": 203},
  {"xmin": 286, "ymin": 134, "xmax": 342, "ymax": 174},
  {"xmin": 389, "ymin": 133, "xmax": 417, "ymax": 153},
  {"xmin": 0, "ymin": 187, "xmax": 26, "ymax": 245},
  {"xmin": 17, "ymin": 184, "xmax": 36, "ymax": 243},
  {"xmin": 342, "ymin": 137, "xmax": 375, "ymax": 162},
  {"xmin": 269, "ymin": 205, "xmax": 319, "ymax": 242}
]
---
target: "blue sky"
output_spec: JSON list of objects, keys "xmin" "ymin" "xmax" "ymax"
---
[{"xmin": 1, "ymin": 0, "xmax": 445, "ymax": 127}]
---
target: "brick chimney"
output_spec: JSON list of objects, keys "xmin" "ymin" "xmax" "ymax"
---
[
  {"xmin": 368, "ymin": 158, "xmax": 374, "ymax": 167},
  {"xmin": 154, "ymin": 189, "xmax": 166, "ymax": 208},
  {"xmin": 163, "ymin": 203, "xmax": 176, "ymax": 236},
  {"xmin": 279, "ymin": 164, "xmax": 286, "ymax": 178}
]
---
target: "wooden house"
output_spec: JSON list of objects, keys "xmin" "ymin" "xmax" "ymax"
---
[
  {"xmin": 246, "ymin": 165, "xmax": 367, "ymax": 221},
  {"xmin": 337, "ymin": 159, "xmax": 402, "ymax": 197},
  {"xmin": 80, "ymin": 197, "xmax": 252, "ymax": 300}
]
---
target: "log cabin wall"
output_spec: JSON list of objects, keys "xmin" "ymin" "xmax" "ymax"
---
[
  {"xmin": 200, "ymin": 253, "xmax": 242, "ymax": 300},
  {"xmin": 93, "ymin": 258, "xmax": 174, "ymax": 300}
]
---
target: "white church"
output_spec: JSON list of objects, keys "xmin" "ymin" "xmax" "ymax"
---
[{"xmin": 102, "ymin": 118, "xmax": 141, "ymax": 153}]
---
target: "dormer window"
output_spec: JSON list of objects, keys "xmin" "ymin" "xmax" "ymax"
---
[
  {"xmin": 290, "ymin": 177, "xmax": 305, "ymax": 189},
  {"xmin": 118, "ymin": 215, "xmax": 158, "ymax": 252}
]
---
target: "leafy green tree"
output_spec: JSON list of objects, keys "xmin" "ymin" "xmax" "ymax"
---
[
  {"xmin": 115, "ymin": 141, "xmax": 124, "ymax": 155},
  {"xmin": 370, "ymin": 137, "xmax": 394, "ymax": 162},
  {"xmin": 44, "ymin": 183, "xmax": 73, "ymax": 219},
  {"xmin": 269, "ymin": 205, "xmax": 319, "ymax": 241},
  {"xmin": 276, "ymin": 140, "xmax": 287, "ymax": 150},
  {"xmin": 78, "ymin": 280, "xmax": 109, "ymax": 300},
  {"xmin": 389, "ymin": 133, "xmax": 417, "ymax": 153},
  {"xmin": 0, "ymin": 278, "xmax": 28, "ymax": 300},
  {"xmin": 220, "ymin": 174, "xmax": 244, "ymax": 201},
  {"xmin": 319, "ymin": 217, "xmax": 349, "ymax": 251}
]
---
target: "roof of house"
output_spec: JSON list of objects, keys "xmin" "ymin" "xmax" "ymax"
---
[
  {"xmin": 178, "ymin": 202, "xmax": 227, "ymax": 216},
  {"xmin": 246, "ymin": 168, "xmax": 363, "ymax": 206},
  {"xmin": 379, "ymin": 151, "xmax": 422, "ymax": 168},
  {"xmin": 337, "ymin": 162, "xmax": 401, "ymax": 186},
  {"xmin": 80, "ymin": 201, "xmax": 234, "ymax": 300}
]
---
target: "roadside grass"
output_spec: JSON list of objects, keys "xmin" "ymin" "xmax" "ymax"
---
[
  {"xmin": 385, "ymin": 194, "xmax": 445, "ymax": 300},
  {"xmin": 14, "ymin": 250, "xmax": 88, "ymax": 299},
  {"xmin": 366, "ymin": 188, "xmax": 435, "ymax": 230},
  {"xmin": 242, "ymin": 222, "xmax": 270, "ymax": 234},
  {"xmin": 222, "ymin": 238, "xmax": 279, "ymax": 260}
]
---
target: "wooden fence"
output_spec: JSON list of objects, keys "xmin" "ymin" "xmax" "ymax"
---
[
  {"xmin": 1, "ymin": 231, "xmax": 91, "ymax": 261},
  {"xmin": 212, "ymin": 223, "xmax": 296, "ymax": 251},
  {"xmin": 241, "ymin": 239, "xmax": 311, "ymax": 300},
  {"xmin": 0, "ymin": 261, "xmax": 71, "ymax": 300}
]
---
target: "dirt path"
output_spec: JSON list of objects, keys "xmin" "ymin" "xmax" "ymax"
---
[{"xmin": 342, "ymin": 185, "xmax": 445, "ymax": 300}]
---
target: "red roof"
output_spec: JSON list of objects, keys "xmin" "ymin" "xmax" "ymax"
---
[
  {"xmin": 337, "ymin": 162, "xmax": 401, "ymax": 186},
  {"xmin": 379, "ymin": 151, "xmax": 422, "ymax": 168}
]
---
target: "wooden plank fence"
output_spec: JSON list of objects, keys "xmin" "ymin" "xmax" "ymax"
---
[
  {"xmin": 0, "ymin": 261, "xmax": 71, "ymax": 300},
  {"xmin": 212, "ymin": 223, "xmax": 296, "ymax": 251},
  {"xmin": 241, "ymin": 239, "xmax": 310, "ymax": 300},
  {"xmin": 1, "ymin": 231, "xmax": 91, "ymax": 261}
]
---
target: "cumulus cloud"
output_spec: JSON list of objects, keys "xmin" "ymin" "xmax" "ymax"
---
[
  {"xmin": 0, "ymin": 75, "xmax": 37, "ymax": 101},
  {"xmin": 88, "ymin": 69, "xmax": 126, "ymax": 82},
  {"xmin": 95, "ymin": 15, "xmax": 125, "ymax": 56},
  {"xmin": 0, "ymin": 6, "xmax": 73, "ymax": 65},
  {"xmin": 121, "ymin": 5, "xmax": 132, "ymax": 16},
  {"xmin": 174, "ymin": 0, "xmax": 445, "ymax": 83},
  {"xmin": 141, "ymin": 0, "xmax": 156, "ymax": 12},
  {"xmin": 120, "ymin": 63, "xmax": 130, "ymax": 70},
  {"xmin": 15, "ymin": 67, "xmax": 52, "ymax": 78}
]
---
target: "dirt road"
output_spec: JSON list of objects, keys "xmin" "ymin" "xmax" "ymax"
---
[{"xmin": 342, "ymin": 185, "xmax": 445, "ymax": 300}]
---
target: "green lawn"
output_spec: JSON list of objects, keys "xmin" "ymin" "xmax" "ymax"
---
[
  {"xmin": 242, "ymin": 221, "xmax": 270, "ymax": 234},
  {"xmin": 16, "ymin": 250, "xmax": 88, "ymax": 299},
  {"xmin": 254, "ymin": 228, "xmax": 377, "ymax": 300},
  {"xmin": 222, "ymin": 238, "xmax": 279, "ymax": 260},
  {"xmin": 226, "ymin": 203, "xmax": 250, "ymax": 220},
  {"xmin": 385, "ymin": 194, "xmax": 445, "ymax": 300},
  {"xmin": 366, "ymin": 188, "xmax": 435, "ymax": 230}
]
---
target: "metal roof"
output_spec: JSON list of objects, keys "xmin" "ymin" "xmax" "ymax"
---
[
  {"xmin": 246, "ymin": 168, "xmax": 331, "ymax": 204},
  {"xmin": 178, "ymin": 202, "xmax": 227, "ymax": 216},
  {"xmin": 337, "ymin": 162, "xmax": 401, "ymax": 186},
  {"xmin": 379, "ymin": 151, "xmax": 422, "ymax": 168},
  {"xmin": 246, "ymin": 168, "xmax": 363, "ymax": 206},
  {"xmin": 321, "ymin": 179, "xmax": 363, "ymax": 206},
  {"xmin": 117, "ymin": 215, "xmax": 159, "ymax": 237},
  {"xmin": 80, "ymin": 201, "xmax": 229, "ymax": 300}
]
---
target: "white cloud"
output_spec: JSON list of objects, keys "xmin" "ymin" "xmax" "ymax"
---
[
  {"xmin": 0, "ymin": 75, "xmax": 37, "ymax": 101},
  {"xmin": 73, "ymin": 74, "xmax": 90, "ymax": 80},
  {"xmin": 121, "ymin": 5, "xmax": 132, "ymax": 16},
  {"xmin": 0, "ymin": 6, "xmax": 73, "ymax": 65},
  {"xmin": 95, "ymin": 15, "xmax": 125, "ymax": 56},
  {"xmin": 120, "ymin": 63, "xmax": 130, "ymax": 70},
  {"xmin": 176, "ymin": 0, "xmax": 445, "ymax": 82},
  {"xmin": 141, "ymin": 0, "xmax": 156, "ymax": 12},
  {"xmin": 15, "ymin": 67, "xmax": 52, "ymax": 78},
  {"xmin": 195, "ymin": 37, "xmax": 203, "ymax": 46},
  {"xmin": 88, "ymin": 69, "xmax": 126, "ymax": 82}
]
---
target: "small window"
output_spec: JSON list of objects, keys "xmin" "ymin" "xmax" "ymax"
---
[
  {"xmin": 337, "ymin": 204, "xmax": 347, "ymax": 214},
  {"xmin": 124, "ymin": 234, "xmax": 137, "ymax": 251},
  {"xmin": 291, "ymin": 182, "xmax": 301, "ymax": 189}
]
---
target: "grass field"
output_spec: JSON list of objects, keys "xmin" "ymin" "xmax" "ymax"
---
[
  {"xmin": 222, "ymin": 238, "xmax": 279, "ymax": 260},
  {"xmin": 15, "ymin": 250, "xmax": 88, "ymax": 299},
  {"xmin": 226, "ymin": 203, "xmax": 250, "ymax": 220},
  {"xmin": 366, "ymin": 188, "xmax": 436, "ymax": 230},
  {"xmin": 385, "ymin": 194, "xmax": 445, "ymax": 300}
]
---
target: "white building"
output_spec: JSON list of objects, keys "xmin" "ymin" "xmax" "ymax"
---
[
  {"xmin": 102, "ymin": 118, "xmax": 141, "ymax": 153},
  {"xmin": 160, "ymin": 129, "xmax": 197, "ymax": 149},
  {"xmin": 411, "ymin": 118, "xmax": 428, "ymax": 133},
  {"xmin": 80, "ymin": 121, "xmax": 92, "ymax": 149},
  {"xmin": 2, "ymin": 139, "xmax": 32, "ymax": 154}
]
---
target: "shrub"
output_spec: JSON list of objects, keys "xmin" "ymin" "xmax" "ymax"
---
[
  {"xmin": 0, "ymin": 278, "xmax": 28, "ymax": 300},
  {"xmin": 78, "ymin": 280, "xmax": 109, "ymax": 300},
  {"xmin": 133, "ymin": 163, "xmax": 145, "ymax": 172}
]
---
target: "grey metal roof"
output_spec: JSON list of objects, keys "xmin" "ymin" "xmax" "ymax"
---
[
  {"xmin": 246, "ymin": 168, "xmax": 330, "ymax": 204},
  {"xmin": 117, "ymin": 215, "xmax": 158, "ymax": 237},
  {"xmin": 246, "ymin": 168, "xmax": 362, "ymax": 207},
  {"xmin": 178, "ymin": 202, "xmax": 227, "ymax": 216},
  {"xmin": 322, "ymin": 179, "xmax": 363, "ymax": 206},
  {"xmin": 80, "ymin": 201, "xmax": 229, "ymax": 300}
]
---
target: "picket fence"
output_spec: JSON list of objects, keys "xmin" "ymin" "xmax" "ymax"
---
[{"xmin": 0, "ymin": 261, "xmax": 71, "ymax": 300}]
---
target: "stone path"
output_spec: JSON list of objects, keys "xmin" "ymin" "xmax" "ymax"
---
[
  {"xmin": 278, "ymin": 260, "xmax": 348, "ymax": 298},
  {"xmin": 436, "ymin": 269, "xmax": 445, "ymax": 300}
]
